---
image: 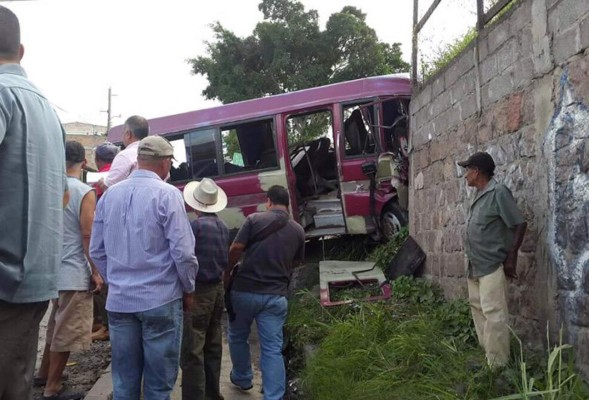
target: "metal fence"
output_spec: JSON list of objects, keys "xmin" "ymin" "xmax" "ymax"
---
[{"xmin": 411, "ymin": 0, "xmax": 517, "ymax": 86}]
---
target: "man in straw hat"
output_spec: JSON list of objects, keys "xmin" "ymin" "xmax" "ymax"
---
[
  {"xmin": 181, "ymin": 178, "xmax": 229, "ymax": 400},
  {"xmin": 90, "ymin": 135, "xmax": 199, "ymax": 399}
]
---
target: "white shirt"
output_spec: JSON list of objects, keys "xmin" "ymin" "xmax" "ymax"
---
[{"xmin": 105, "ymin": 141, "xmax": 139, "ymax": 187}]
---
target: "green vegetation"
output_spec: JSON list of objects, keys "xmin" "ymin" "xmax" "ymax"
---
[
  {"xmin": 189, "ymin": 0, "xmax": 409, "ymax": 104},
  {"xmin": 286, "ymin": 236, "xmax": 588, "ymax": 399}
]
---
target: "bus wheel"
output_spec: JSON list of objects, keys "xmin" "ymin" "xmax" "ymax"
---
[{"xmin": 380, "ymin": 202, "xmax": 408, "ymax": 242}]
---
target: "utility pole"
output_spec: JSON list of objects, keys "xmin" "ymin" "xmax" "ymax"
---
[{"xmin": 101, "ymin": 87, "xmax": 120, "ymax": 134}]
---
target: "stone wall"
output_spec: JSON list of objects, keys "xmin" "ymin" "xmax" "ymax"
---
[{"xmin": 409, "ymin": 0, "xmax": 589, "ymax": 374}]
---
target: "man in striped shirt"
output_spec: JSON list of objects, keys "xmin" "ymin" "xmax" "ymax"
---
[
  {"xmin": 90, "ymin": 136, "xmax": 199, "ymax": 399},
  {"xmin": 181, "ymin": 178, "xmax": 229, "ymax": 400}
]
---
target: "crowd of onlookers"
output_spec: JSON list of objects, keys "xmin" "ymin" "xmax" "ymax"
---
[
  {"xmin": 1, "ymin": 4, "xmax": 531, "ymax": 400},
  {"xmin": 0, "ymin": 6, "xmax": 304, "ymax": 400}
]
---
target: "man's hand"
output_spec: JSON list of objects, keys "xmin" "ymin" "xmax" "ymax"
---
[
  {"xmin": 97, "ymin": 178, "xmax": 108, "ymax": 192},
  {"xmin": 183, "ymin": 292, "xmax": 194, "ymax": 313},
  {"xmin": 503, "ymin": 253, "xmax": 519, "ymax": 280},
  {"xmin": 90, "ymin": 272, "xmax": 104, "ymax": 293}
]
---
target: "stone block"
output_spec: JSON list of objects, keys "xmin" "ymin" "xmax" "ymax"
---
[
  {"xmin": 445, "ymin": 51, "xmax": 475, "ymax": 89},
  {"xmin": 487, "ymin": 22, "xmax": 512, "ymax": 55},
  {"xmin": 459, "ymin": 93, "xmax": 478, "ymax": 122},
  {"xmin": 518, "ymin": 26, "xmax": 534, "ymax": 58},
  {"xmin": 494, "ymin": 92, "xmax": 524, "ymax": 136},
  {"xmin": 513, "ymin": 57, "xmax": 535, "ymax": 90},
  {"xmin": 412, "ymin": 84, "xmax": 432, "ymax": 115},
  {"xmin": 509, "ymin": 0, "xmax": 533, "ymax": 34},
  {"xmin": 432, "ymin": 75, "xmax": 445, "ymax": 97},
  {"xmin": 553, "ymin": 27, "xmax": 581, "ymax": 66},
  {"xmin": 571, "ymin": 293, "xmax": 589, "ymax": 327},
  {"xmin": 443, "ymin": 252, "xmax": 466, "ymax": 278},
  {"xmin": 567, "ymin": 52, "xmax": 589, "ymax": 106},
  {"xmin": 480, "ymin": 54, "xmax": 498, "ymax": 85},
  {"xmin": 518, "ymin": 125, "xmax": 538, "ymax": 158},
  {"xmin": 450, "ymin": 70, "xmax": 476, "ymax": 106},
  {"xmin": 496, "ymin": 39, "xmax": 518, "ymax": 73},
  {"xmin": 488, "ymin": 68, "xmax": 515, "ymax": 104},
  {"xmin": 548, "ymin": 0, "xmax": 589, "ymax": 36},
  {"xmin": 581, "ymin": 13, "xmax": 589, "ymax": 55}
]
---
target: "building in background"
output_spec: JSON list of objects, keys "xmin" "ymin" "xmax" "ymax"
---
[{"xmin": 64, "ymin": 122, "xmax": 108, "ymax": 170}]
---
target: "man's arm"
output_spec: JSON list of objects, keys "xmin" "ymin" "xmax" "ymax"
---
[
  {"xmin": 496, "ymin": 186, "xmax": 527, "ymax": 279},
  {"xmin": 102, "ymin": 152, "xmax": 132, "ymax": 188},
  {"xmin": 225, "ymin": 242, "xmax": 246, "ymax": 290},
  {"xmin": 162, "ymin": 191, "xmax": 198, "ymax": 295},
  {"xmin": 504, "ymin": 222, "xmax": 527, "ymax": 279},
  {"xmin": 80, "ymin": 190, "xmax": 104, "ymax": 293},
  {"xmin": 89, "ymin": 196, "xmax": 108, "ymax": 280}
]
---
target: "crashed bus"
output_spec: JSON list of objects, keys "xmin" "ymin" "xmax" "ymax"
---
[{"xmin": 107, "ymin": 74, "xmax": 411, "ymax": 240}]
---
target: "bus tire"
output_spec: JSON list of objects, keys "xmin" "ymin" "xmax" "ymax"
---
[{"xmin": 380, "ymin": 201, "xmax": 408, "ymax": 242}]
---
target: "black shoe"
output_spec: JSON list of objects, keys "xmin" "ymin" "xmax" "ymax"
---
[
  {"xmin": 39, "ymin": 388, "xmax": 84, "ymax": 400},
  {"xmin": 229, "ymin": 374, "xmax": 253, "ymax": 391}
]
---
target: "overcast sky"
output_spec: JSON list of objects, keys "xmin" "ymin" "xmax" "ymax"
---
[{"xmin": 3, "ymin": 0, "xmax": 477, "ymax": 128}]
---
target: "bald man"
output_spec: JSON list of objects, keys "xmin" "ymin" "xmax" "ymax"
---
[{"xmin": 0, "ymin": 5, "xmax": 69, "ymax": 400}]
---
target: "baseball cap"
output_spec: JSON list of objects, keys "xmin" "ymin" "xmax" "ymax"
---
[
  {"xmin": 95, "ymin": 142, "xmax": 119, "ymax": 163},
  {"xmin": 457, "ymin": 151, "xmax": 495, "ymax": 173},
  {"xmin": 65, "ymin": 141, "xmax": 86, "ymax": 163},
  {"xmin": 137, "ymin": 136, "xmax": 174, "ymax": 158}
]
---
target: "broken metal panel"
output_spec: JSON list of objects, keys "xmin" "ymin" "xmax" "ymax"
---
[
  {"xmin": 217, "ymin": 207, "xmax": 247, "ymax": 230},
  {"xmin": 345, "ymin": 215, "xmax": 368, "ymax": 234},
  {"xmin": 319, "ymin": 260, "xmax": 392, "ymax": 307}
]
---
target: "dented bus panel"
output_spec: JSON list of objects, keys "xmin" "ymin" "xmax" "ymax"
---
[{"xmin": 108, "ymin": 74, "xmax": 411, "ymax": 240}]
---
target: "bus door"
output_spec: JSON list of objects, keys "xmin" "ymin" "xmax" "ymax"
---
[
  {"xmin": 335, "ymin": 101, "xmax": 381, "ymax": 236},
  {"xmin": 285, "ymin": 107, "xmax": 346, "ymax": 237}
]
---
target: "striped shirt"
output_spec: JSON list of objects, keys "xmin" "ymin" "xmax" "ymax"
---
[
  {"xmin": 191, "ymin": 214, "xmax": 230, "ymax": 284},
  {"xmin": 90, "ymin": 169, "xmax": 198, "ymax": 313}
]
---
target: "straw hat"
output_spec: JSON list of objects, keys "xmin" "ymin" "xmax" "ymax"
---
[{"xmin": 183, "ymin": 178, "xmax": 227, "ymax": 213}]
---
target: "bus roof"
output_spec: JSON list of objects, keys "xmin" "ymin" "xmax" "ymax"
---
[{"xmin": 108, "ymin": 74, "xmax": 411, "ymax": 143}]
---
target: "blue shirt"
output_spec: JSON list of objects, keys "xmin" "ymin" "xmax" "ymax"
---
[
  {"xmin": 191, "ymin": 214, "xmax": 230, "ymax": 284},
  {"xmin": 0, "ymin": 64, "xmax": 67, "ymax": 303},
  {"xmin": 90, "ymin": 170, "xmax": 198, "ymax": 313}
]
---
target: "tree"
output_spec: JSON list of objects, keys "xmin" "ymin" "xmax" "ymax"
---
[{"xmin": 189, "ymin": 0, "xmax": 410, "ymax": 104}]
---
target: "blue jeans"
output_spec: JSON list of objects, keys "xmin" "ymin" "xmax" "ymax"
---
[
  {"xmin": 108, "ymin": 299, "xmax": 183, "ymax": 400},
  {"xmin": 227, "ymin": 290, "xmax": 287, "ymax": 400}
]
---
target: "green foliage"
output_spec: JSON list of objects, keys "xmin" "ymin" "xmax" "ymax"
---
[
  {"xmin": 491, "ymin": 327, "xmax": 589, "ymax": 400},
  {"xmin": 367, "ymin": 227, "xmax": 408, "ymax": 270},
  {"xmin": 189, "ymin": 0, "xmax": 410, "ymax": 104},
  {"xmin": 421, "ymin": 27, "xmax": 477, "ymax": 81}
]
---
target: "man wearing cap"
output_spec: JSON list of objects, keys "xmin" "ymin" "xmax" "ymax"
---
[
  {"xmin": 90, "ymin": 136, "xmax": 199, "ymax": 399},
  {"xmin": 35, "ymin": 141, "xmax": 104, "ymax": 400},
  {"xmin": 458, "ymin": 151, "xmax": 527, "ymax": 367},
  {"xmin": 93, "ymin": 141, "xmax": 119, "ymax": 199},
  {"xmin": 0, "ymin": 6, "xmax": 69, "ymax": 400},
  {"xmin": 97, "ymin": 115, "xmax": 148, "ymax": 192},
  {"xmin": 225, "ymin": 185, "xmax": 305, "ymax": 400},
  {"xmin": 181, "ymin": 178, "xmax": 229, "ymax": 400},
  {"xmin": 91, "ymin": 142, "xmax": 119, "ymax": 341}
]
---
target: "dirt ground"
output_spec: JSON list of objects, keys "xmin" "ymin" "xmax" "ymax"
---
[{"xmin": 33, "ymin": 307, "xmax": 111, "ymax": 399}]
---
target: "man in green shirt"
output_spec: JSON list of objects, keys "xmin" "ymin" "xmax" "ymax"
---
[{"xmin": 458, "ymin": 152, "xmax": 527, "ymax": 367}]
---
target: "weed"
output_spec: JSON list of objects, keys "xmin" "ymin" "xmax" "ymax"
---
[{"xmin": 367, "ymin": 227, "xmax": 408, "ymax": 270}]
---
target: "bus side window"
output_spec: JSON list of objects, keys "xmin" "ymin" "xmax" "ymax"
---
[
  {"xmin": 186, "ymin": 129, "xmax": 219, "ymax": 179},
  {"xmin": 343, "ymin": 104, "xmax": 376, "ymax": 157},
  {"xmin": 221, "ymin": 119, "xmax": 277, "ymax": 174}
]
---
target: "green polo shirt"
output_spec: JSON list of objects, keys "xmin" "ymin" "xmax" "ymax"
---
[{"xmin": 465, "ymin": 178, "xmax": 524, "ymax": 278}]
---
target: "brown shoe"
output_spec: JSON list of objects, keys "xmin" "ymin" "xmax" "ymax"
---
[
  {"xmin": 91, "ymin": 327, "xmax": 109, "ymax": 341},
  {"xmin": 92, "ymin": 323, "xmax": 104, "ymax": 333}
]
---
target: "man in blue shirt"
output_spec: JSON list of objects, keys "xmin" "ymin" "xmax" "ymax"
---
[
  {"xmin": 181, "ymin": 178, "xmax": 230, "ymax": 400},
  {"xmin": 90, "ymin": 136, "xmax": 199, "ymax": 399},
  {"xmin": 0, "ymin": 6, "xmax": 68, "ymax": 400}
]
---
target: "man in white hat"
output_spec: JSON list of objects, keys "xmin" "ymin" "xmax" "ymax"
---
[{"xmin": 181, "ymin": 178, "xmax": 229, "ymax": 400}]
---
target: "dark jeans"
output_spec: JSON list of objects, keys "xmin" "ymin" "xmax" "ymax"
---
[
  {"xmin": 180, "ymin": 282, "xmax": 224, "ymax": 400},
  {"xmin": 0, "ymin": 299, "xmax": 49, "ymax": 400}
]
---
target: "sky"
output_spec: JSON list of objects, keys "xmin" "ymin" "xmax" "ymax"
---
[{"xmin": 3, "ymin": 0, "xmax": 477, "ymax": 129}]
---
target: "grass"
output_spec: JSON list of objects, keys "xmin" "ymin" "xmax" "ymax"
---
[{"xmin": 286, "ymin": 274, "xmax": 588, "ymax": 399}]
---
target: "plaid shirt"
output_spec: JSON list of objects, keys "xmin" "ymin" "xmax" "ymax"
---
[{"xmin": 191, "ymin": 214, "xmax": 230, "ymax": 284}]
